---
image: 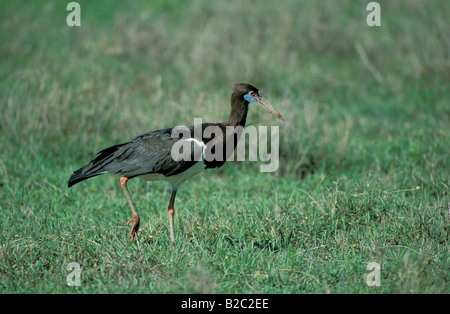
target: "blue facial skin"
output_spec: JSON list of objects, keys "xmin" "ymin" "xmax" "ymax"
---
[{"xmin": 244, "ymin": 92, "xmax": 259, "ymax": 104}]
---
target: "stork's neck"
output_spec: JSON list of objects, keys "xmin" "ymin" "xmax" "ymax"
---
[{"xmin": 225, "ymin": 98, "xmax": 248, "ymax": 127}]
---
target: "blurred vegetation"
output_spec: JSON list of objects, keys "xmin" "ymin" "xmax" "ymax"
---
[{"xmin": 0, "ymin": 0, "xmax": 448, "ymax": 293}]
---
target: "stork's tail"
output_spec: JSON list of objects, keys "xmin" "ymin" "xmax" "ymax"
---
[
  {"xmin": 67, "ymin": 144, "xmax": 123, "ymax": 188},
  {"xmin": 67, "ymin": 168, "xmax": 102, "ymax": 187}
]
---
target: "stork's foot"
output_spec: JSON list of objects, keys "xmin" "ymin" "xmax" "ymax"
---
[{"xmin": 126, "ymin": 214, "xmax": 140, "ymax": 242}]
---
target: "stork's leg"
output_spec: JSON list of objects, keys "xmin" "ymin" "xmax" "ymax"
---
[
  {"xmin": 120, "ymin": 176, "xmax": 140, "ymax": 242},
  {"xmin": 168, "ymin": 187, "xmax": 178, "ymax": 243}
]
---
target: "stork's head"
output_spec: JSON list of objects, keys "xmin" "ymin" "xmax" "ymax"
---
[{"xmin": 235, "ymin": 83, "xmax": 284, "ymax": 121}]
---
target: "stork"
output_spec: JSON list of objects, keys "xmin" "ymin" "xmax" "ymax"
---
[{"xmin": 68, "ymin": 83, "xmax": 284, "ymax": 243}]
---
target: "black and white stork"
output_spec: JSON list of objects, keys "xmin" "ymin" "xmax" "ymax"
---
[{"xmin": 68, "ymin": 83, "xmax": 284, "ymax": 243}]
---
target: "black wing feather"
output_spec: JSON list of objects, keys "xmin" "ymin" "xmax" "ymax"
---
[{"xmin": 67, "ymin": 127, "xmax": 200, "ymax": 187}]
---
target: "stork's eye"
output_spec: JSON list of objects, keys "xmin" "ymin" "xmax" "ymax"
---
[{"xmin": 243, "ymin": 91, "xmax": 259, "ymax": 104}]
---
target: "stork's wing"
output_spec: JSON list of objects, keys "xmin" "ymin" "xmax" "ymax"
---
[{"xmin": 68, "ymin": 127, "xmax": 201, "ymax": 187}]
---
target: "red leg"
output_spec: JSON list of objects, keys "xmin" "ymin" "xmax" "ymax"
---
[
  {"xmin": 120, "ymin": 177, "xmax": 140, "ymax": 242},
  {"xmin": 168, "ymin": 188, "xmax": 177, "ymax": 243}
]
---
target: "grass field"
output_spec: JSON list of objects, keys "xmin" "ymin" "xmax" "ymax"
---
[{"xmin": 0, "ymin": 0, "xmax": 448, "ymax": 293}]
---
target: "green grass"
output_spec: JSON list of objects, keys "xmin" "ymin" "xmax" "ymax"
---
[{"xmin": 0, "ymin": 0, "xmax": 448, "ymax": 293}]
